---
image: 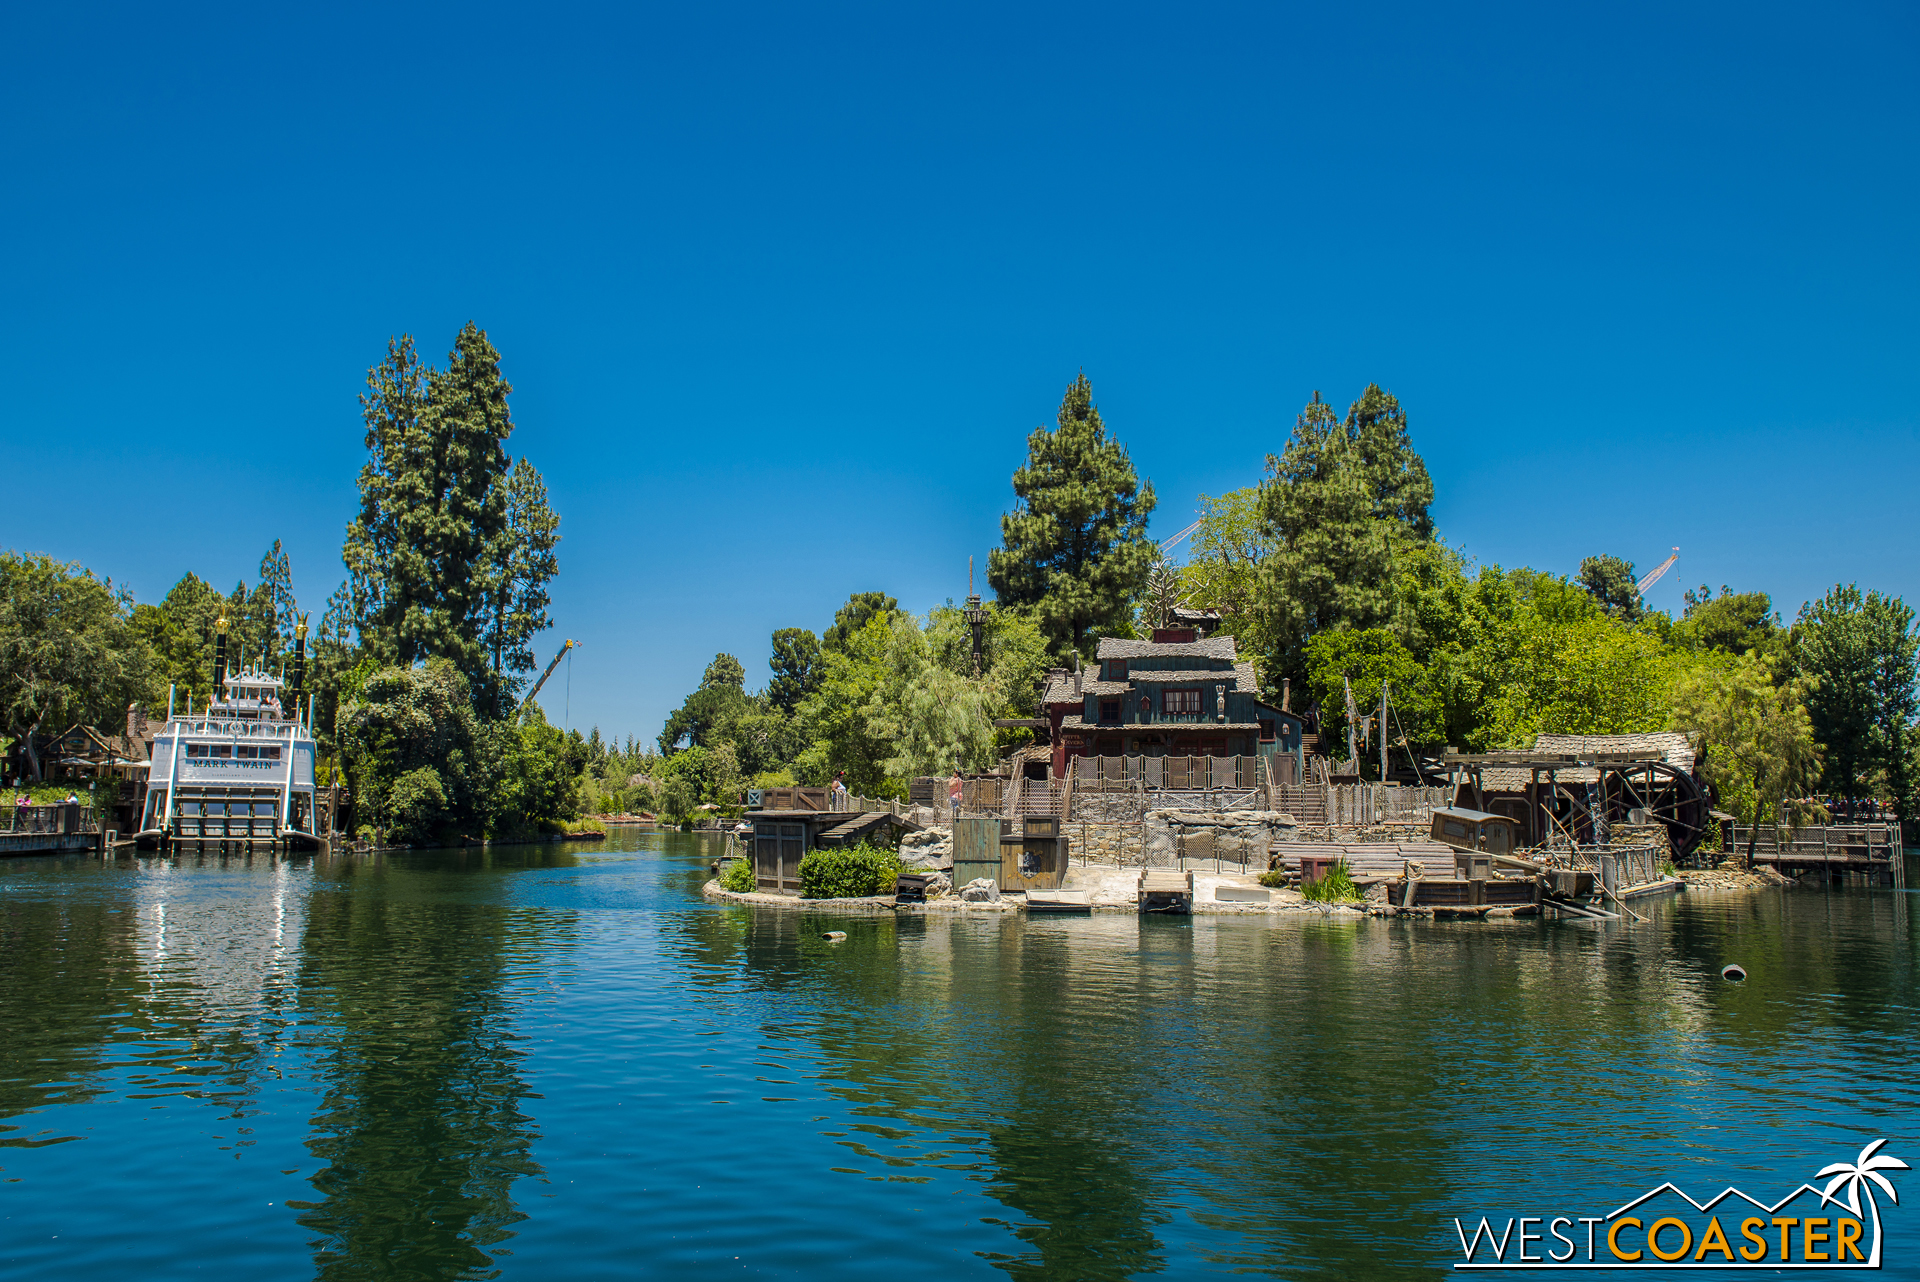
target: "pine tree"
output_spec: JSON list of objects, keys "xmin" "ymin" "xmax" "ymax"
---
[
  {"xmin": 1252, "ymin": 386, "xmax": 1434, "ymax": 685},
  {"xmin": 342, "ymin": 335, "xmax": 430, "ymax": 662},
  {"xmin": 987, "ymin": 373, "xmax": 1157, "ymax": 658},
  {"xmin": 479, "ymin": 455, "xmax": 561, "ymax": 706},
  {"xmin": 256, "ymin": 540, "xmax": 298, "ymax": 662}
]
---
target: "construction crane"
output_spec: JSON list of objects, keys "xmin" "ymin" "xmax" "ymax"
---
[
  {"xmin": 1159, "ymin": 517, "xmax": 1204, "ymax": 556},
  {"xmin": 1636, "ymin": 548, "xmax": 1680, "ymax": 595},
  {"xmin": 520, "ymin": 639, "xmax": 577, "ymax": 712}
]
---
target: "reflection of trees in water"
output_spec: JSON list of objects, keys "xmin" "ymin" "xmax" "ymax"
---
[
  {"xmin": 671, "ymin": 905, "xmax": 1172, "ymax": 1279},
  {"xmin": 291, "ymin": 855, "xmax": 574, "ymax": 1282},
  {"xmin": 0, "ymin": 872, "xmax": 141, "ymax": 1137}
]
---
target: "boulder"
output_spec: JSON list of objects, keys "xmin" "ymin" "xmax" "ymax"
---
[{"xmin": 959, "ymin": 877, "xmax": 1001, "ymax": 903}]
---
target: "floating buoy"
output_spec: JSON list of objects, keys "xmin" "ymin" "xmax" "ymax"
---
[
  {"xmin": 822, "ymin": 931, "xmax": 847, "ymax": 942},
  {"xmin": 1721, "ymin": 963, "xmax": 1747, "ymax": 982}
]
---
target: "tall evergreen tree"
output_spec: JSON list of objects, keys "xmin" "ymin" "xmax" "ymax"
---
[
  {"xmin": 987, "ymin": 373, "xmax": 1157, "ymax": 658},
  {"xmin": 767, "ymin": 628, "xmax": 821, "ymax": 715},
  {"xmin": 1252, "ymin": 386, "xmax": 1433, "ymax": 684},
  {"xmin": 1794, "ymin": 584, "xmax": 1919, "ymax": 814},
  {"xmin": 1577, "ymin": 554, "xmax": 1644, "ymax": 621},
  {"xmin": 479, "ymin": 456, "xmax": 561, "ymax": 705},
  {"xmin": 256, "ymin": 539, "xmax": 298, "ymax": 663},
  {"xmin": 823, "ymin": 592, "xmax": 902, "ymax": 652},
  {"xmin": 339, "ymin": 324, "xmax": 528, "ymax": 708}
]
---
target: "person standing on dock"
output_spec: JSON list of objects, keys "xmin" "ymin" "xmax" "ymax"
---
[
  {"xmin": 831, "ymin": 773, "xmax": 848, "ymax": 810},
  {"xmin": 949, "ymin": 770, "xmax": 963, "ymax": 819}
]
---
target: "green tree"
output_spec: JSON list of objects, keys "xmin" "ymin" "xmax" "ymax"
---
[
  {"xmin": 987, "ymin": 373, "xmax": 1157, "ymax": 659},
  {"xmin": 792, "ymin": 614, "xmax": 896, "ymax": 792},
  {"xmin": 256, "ymin": 539, "xmax": 299, "ymax": 662},
  {"xmin": 1671, "ymin": 651, "xmax": 1823, "ymax": 864},
  {"xmin": 1252, "ymin": 387, "xmax": 1433, "ymax": 683},
  {"xmin": 1577, "ymin": 555, "xmax": 1645, "ymax": 621},
  {"xmin": 1136, "ymin": 552, "xmax": 1184, "ymax": 633},
  {"xmin": 339, "ymin": 325, "xmax": 527, "ymax": 707},
  {"xmin": 767, "ymin": 628, "xmax": 821, "ymax": 713},
  {"xmin": 0, "ymin": 553, "xmax": 155, "ymax": 780},
  {"xmin": 657, "ymin": 652, "xmax": 753, "ymax": 754},
  {"xmin": 1177, "ymin": 487, "xmax": 1271, "ymax": 628},
  {"xmin": 336, "ymin": 659, "xmax": 486, "ymax": 845},
  {"xmin": 1303, "ymin": 628, "xmax": 1443, "ymax": 774},
  {"xmin": 866, "ymin": 615, "xmax": 998, "ymax": 779},
  {"xmin": 1680, "ymin": 584, "xmax": 1782, "ymax": 657},
  {"xmin": 823, "ymin": 592, "xmax": 903, "ymax": 652},
  {"xmin": 478, "ymin": 456, "xmax": 561, "ymax": 706},
  {"xmin": 1794, "ymin": 584, "xmax": 1919, "ymax": 814}
]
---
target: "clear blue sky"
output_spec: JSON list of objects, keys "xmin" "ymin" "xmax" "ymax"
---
[{"xmin": 3, "ymin": 1, "xmax": 1914, "ymax": 745}]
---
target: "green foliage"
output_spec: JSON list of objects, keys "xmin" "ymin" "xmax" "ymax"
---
[
  {"xmin": 0, "ymin": 552, "xmax": 155, "ymax": 780},
  {"xmin": 1303, "ymin": 628, "xmax": 1444, "ymax": 769},
  {"xmin": 1679, "ymin": 584, "xmax": 1782, "ymax": 657},
  {"xmin": 1576, "ymin": 555, "xmax": 1645, "ymax": 621},
  {"xmin": 798, "ymin": 842, "xmax": 904, "ymax": 899},
  {"xmin": 792, "ymin": 615, "xmax": 896, "ymax": 791},
  {"xmin": 1793, "ymin": 584, "xmax": 1918, "ymax": 814},
  {"xmin": 823, "ymin": 593, "xmax": 903, "ymax": 653},
  {"xmin": 767, "ymin": 628, "xmax": 821, "ymax": 713},
  {"xmin": 1300, "ymin": 859, "xmax": 1361, "ymax": 903},
  {"xmin": 658, "ymin": 652, "xmax": 753, "ymax": 753},
  {"xmin": 1258, "ymin": 867, "xmax": 1289, "ymax": 888},
  {"xmin": 868, "ymin": 616, "xmax": 998, "ymax": 779},
  {"xmin": 1251, "ymin": 386, "xmax": 1433, "ymax": 682},
  {"xmin": 719, "ymin": 857, "xmax": 756, "ymax": 893},
  {"xmin": 1671, "ymin": 651, "xmax": 1823, "ymax": 855},
  {"xmin": 338, "ymin": 326, "xmax": 558, "ymax": 715},
  {"xmin": 1178, "ymin": 487, "xmax": 1271, "ymax": 631},
  {"xmin": 987, "ymin": 373, "xmax": 1157, "ymax": 659}
]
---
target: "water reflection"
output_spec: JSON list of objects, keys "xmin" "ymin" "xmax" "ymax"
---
[{"xmin": 288, "ymin": 852, "xmax": 577, "ymax": 1281}]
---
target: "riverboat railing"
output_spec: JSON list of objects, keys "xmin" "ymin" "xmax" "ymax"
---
[{"xmin": 6, "ymin": 804, "xmax": 99, "ymax": 835}]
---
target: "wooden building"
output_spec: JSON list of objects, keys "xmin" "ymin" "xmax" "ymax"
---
[
  {"xmin": 1038, "ymin": 629, "xmax": 1303, "ymax": 779},
  {"xmin": 746, "ymin": 808, "xmax": 920, "ymax": 894}
]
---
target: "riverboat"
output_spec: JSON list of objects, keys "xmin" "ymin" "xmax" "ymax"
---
[{"xmin": 136, "ymin": 616, "xmax": 327, "ymax": 853}]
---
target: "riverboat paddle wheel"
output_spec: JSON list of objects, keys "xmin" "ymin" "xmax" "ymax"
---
[{"xmin": 1600, "ymin": 760, "xmax": 1709, "ymax": 863}]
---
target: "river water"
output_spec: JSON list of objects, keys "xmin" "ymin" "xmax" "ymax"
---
[{"xmin": 1, "ymin": 830, "xmax": 1915, "ymax": 1280}]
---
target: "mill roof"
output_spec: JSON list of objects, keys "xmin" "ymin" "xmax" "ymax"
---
[{"xmin": 1475, "ymin": 731, "xmax": 1698, "ymax": 790}]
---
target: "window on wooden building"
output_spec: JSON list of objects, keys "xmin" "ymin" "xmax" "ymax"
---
[
  {"xmin": 1104, "ymin": 659, "xmax": 1128, "ymax": 681},
  {"xmin": 1099, "ymin": 700, "xmax": 1120, "ymax": 724},
  {"xmin": 1259, "ymin": 719, "xmax": 1276, "ymax": 743},
  {"xmin": 1164, "ymin": 688, "xmax": 1202, "ymax": 715}
]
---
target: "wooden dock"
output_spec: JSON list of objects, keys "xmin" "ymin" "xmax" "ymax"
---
[{"xmin": 1139, "ymin": 868, "xmax": 1192, "ymax": 914}]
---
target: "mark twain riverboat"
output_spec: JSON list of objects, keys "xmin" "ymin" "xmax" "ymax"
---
[{"xmin": 135, "ymin": 615, "xmax": 327, "ymax": 854}]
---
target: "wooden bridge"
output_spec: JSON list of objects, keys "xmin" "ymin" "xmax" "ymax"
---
[{"xmin": 1732, "ymin": 824, "xmax": 1906, "ymax": 886}]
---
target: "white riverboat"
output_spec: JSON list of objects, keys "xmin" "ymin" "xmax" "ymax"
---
[{"xmin": 136, "ymin": 617, "xmax": 326, "ymax": 852}]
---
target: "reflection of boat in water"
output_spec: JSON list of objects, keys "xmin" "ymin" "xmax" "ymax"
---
[{"xmin": 135, "ymin": 615, "xmax": 327, "ymax": 854}]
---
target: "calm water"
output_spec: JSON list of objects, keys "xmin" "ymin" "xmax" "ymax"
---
[{"xmin": 1, "ymin": 831, "xmax": 1916, "ymax": 1280}]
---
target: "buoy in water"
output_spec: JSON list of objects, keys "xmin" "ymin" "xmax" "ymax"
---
[
  {"xmin": 1721, "ymin": 963, "xmax": 1747, "ymax": 982},
  {"xmin": 822, "ymin": 931, "xmax": 848, "ymax": 942}
]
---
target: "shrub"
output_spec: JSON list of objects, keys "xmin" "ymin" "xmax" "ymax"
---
[
  {"xmin": 1258, "ymin": 867, "xmax": 1289, "ymax": 888},
  {"xmin": 798, "ymin": 843, "xmax": 903, "ymax": 899},
  {"xmin": 719, "ymin": 857, "xmax": 755, "ymax": 893},
  {"xmin": 1300, "ymin": 859, "xmax": 1361, "ymax": 904}
]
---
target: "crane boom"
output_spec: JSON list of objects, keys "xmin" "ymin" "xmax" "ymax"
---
[
  {"xmin": 1636, "ymin": 548, "xmax": 1680, "ymax": 595},
  {"xmin": 1159, "ymin": 517, "xmax": 1204, "ymax": 555},
  {"xmin": 520, "ymin": 640, "xmax": 577, "ymax": 711}
]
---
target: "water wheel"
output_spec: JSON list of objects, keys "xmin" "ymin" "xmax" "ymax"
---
[{"xmin": 1601, "ymin": 762, "xmax": 1708, "ymax": 862}]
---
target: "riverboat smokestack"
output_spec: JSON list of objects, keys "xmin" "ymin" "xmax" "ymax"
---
[
  {"xmin": 212, "ymin": 615, "xmax": 229, "ymax": 702},
  {"xmin": 289, "ymin": 617, "xmax": 308, "ymax": 715}
]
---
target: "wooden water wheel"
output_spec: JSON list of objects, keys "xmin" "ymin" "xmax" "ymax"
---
[{"xmin": 1601, "ymin": 762, "xmax": 1709, "ymax": 862}]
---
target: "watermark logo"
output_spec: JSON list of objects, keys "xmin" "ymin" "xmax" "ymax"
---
[{"xmin": 1453, "ymin": 1139, "xmax": 1906, "ymax": 1269}]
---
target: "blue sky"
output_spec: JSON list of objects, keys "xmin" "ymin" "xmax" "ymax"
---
[{"xmin": 3, "ymin": 1, "xmax": 1914, "ymax": 744}]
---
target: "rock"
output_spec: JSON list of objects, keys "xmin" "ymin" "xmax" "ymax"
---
[
  {"xmin": 959, "ymin": 877, "xmax": 1001, "ymax": 903},
  {"xmin": 921, "ymin": 870, "xmax": 952, "ymax": 898}
]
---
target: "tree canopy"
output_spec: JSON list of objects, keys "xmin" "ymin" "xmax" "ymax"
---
[{"xmin": 988, "ymin": 373, "xmax": 1157, "ymax": 659}]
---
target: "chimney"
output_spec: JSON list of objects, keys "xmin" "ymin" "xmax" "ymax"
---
[
  {"xmin": 212, "ymin": 615, "xmax": 229, "ymax": 701},
  {"xmin": 1282, "ymin": 677, "xmax": 1291, "ymax": 713},
  {"xmin": 1074, "ymin": 665, "xmax": 1083, "ymax": 696},
  {"xmin": 289, "ymin": 618, "xmax": 308, "ymax": 718}
]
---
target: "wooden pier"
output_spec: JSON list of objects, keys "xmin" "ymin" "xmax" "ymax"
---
[
  {"xmin": 1, "ymin": 804, "xmax": 102, "ymax": 857},
  {"xmin": 1731, "ymin": 824, "xmax": 1905, "ymax": 887}
]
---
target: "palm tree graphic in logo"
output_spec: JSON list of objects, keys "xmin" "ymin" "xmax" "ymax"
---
[{"xmin": 1817, "ymin": 1138, "xmax": 1908, "ymax": 1266}]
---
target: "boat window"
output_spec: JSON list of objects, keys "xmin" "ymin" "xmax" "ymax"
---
[
  {"xmin": 212, "ymin": 745, "xmax": 232, "ymax": 758},
  {"xmin": 186, "ymin": 743, "xmax": 205, "ymax": 757},
  {"xmin": 264, "ymin": 746, "xmax": 282, "ymax": 759}
]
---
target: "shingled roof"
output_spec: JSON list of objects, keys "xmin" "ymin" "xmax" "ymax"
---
[
  {"xmin": 1041, "ymin": 660, "xmax": 1265, "ymax": 705},
  {"xmin": 1095, "ymin": 635, "xmax": 1238, "ymax": 661},
  {"xmin": 1478, "ymin": 731, "xmax": 1698, "ymax": 790}
]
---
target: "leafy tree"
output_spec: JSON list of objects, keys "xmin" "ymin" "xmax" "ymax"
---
[
  {"xmin": 478, "ymin": 456, "xmax": 561, "ymax": 702},
  {"xmin": 987, "ymin": 373, "xmax": 1157, "ymax": 659},
  {"xmin": 1794, "ymin": 584, "xmax": 1919, "ymax": 814},
  {"xmin": 1475, "ymin": 609, "xmax": 1680, "ymax": 746},
  {"xmin": 767, "ymin": 628, "xmax": 821, "ymax": 713},
  {"xmin": 336, "ymin": 659, "xmax": 485, "ymax": 845},
  {"xmin": 1671, "ymin": 651, "xmax": 1823, "ymax": 863},
  {"xmin": 1577, "ymin": 555, "xmax": 1645, "ymax": 621},
  {"xmin": 867, "ymin": 615, "xmax": 998, "ymax": 779},
  {"xmin": 0, "ymin": 553, "xmax": 155, "ymax": 780},
  {"xmin": 1252, "ymin": 387, "xmax": 1433, "ymax": 683},
  {"xmin": 1680, "ymin": 584, "xmax": 1781, "ymax": 658},
  {"xmin": 657, "ymin": 652, "xmax": 753, "ymax": 754},
  {"xmin": 1177, "ymin": 487, "xmax": 1271, "ymax": 628},
  {"xmin": 1136, "ymin": 552, "xmax": 1184, "ymax": 633},
  {"xmin": 1303, "ymin": 629, "xmax": 1443, "ymax": 773},
  {"xmin": 339, "ymin": 325, "xmax": 541, "ymax": 710},
  {"xmin": 792, "ymin": 614, "xmax": 896, "ymax": 792},
  {"xmin": 823, "ymin": 592, "xmax": 903, "ymax": 653}
]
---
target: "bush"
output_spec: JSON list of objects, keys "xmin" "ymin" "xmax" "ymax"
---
[
  {"xmin": 1258, "ymin": 867, "xmax": 1289, "ymax": 888},
  {"xmin": 719, "ymin": 857, "xmax": 755, "ymax": 893},
  {"xmin": 798, "ymin": 843, "xmax": 903, "ymax": 899},
  {"xmin": 1300, "ymin": 859, "xmax": 1361, "ymax": 904}
]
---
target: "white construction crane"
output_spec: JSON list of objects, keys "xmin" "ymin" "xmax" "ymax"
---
[
  {"xmin": 1636, "ymin": 548, "xmax": 1680, "ymax": 595},
  {"xmin": 1158, "ymin": 517, "xmax": 1203, "ymax": 556}
]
